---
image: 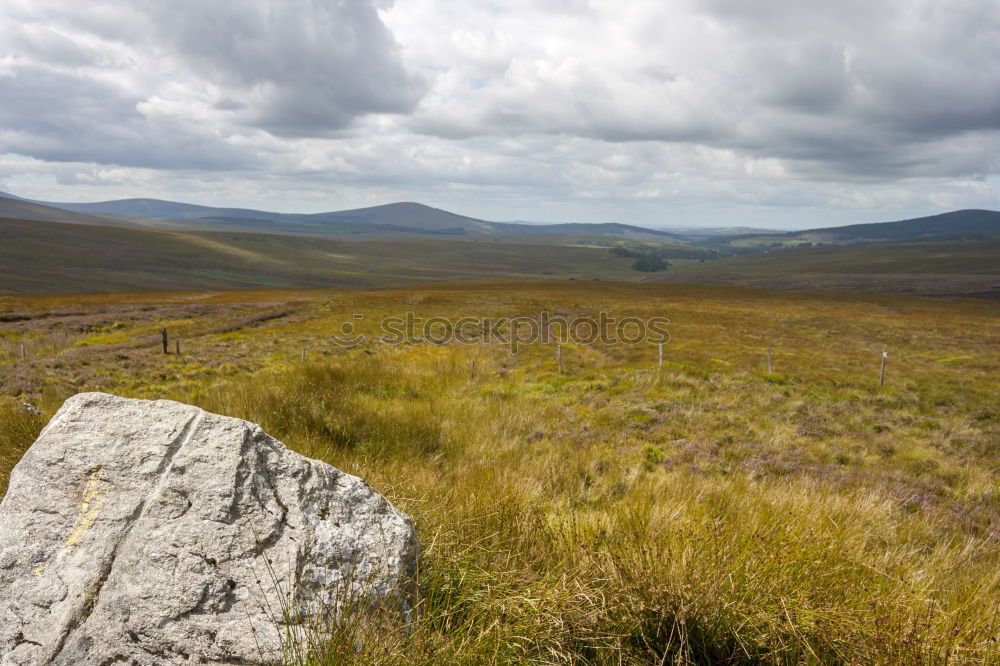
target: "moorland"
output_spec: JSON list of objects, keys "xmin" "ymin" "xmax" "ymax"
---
[
  {"xmin": 1, "ymin": 192, "xmax": 998, "ymax": 298},
  {"xmin": 1, "ymin": 280, "xmax": 998, "ymax": 664},
  {"xmin": 1, "ymin": 192, "xmax": 999, "ymax": 662}
]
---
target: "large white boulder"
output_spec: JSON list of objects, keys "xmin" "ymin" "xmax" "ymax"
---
[{"xmin": 0, "ymin": 392, "xmax": 419, "ymax": 665}]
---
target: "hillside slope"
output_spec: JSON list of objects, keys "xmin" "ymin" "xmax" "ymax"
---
[
  {"xmin": 0, "ymin": 196, "xmax": 149, "ymax": 228},
  {"xmin": 801, "ymin": 209, "xmax": 1000, "ymax": 242},
  {"xmin": 700, "ymin": 241, "xmax": 1000, "ymax": 274},
  {"xmin": 706, "ymin": 209, "xmax": 1000, "ymax": 252},
  {"xmin": 656, "ymin": 241, "xmax": 1000, "ymax": 297},
  {"xmin": 0, "ymin": 216, "xmax": 639, "ymax": 293}
]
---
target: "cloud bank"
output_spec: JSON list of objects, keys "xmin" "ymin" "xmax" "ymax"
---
[{"xmin": 1, "ymin": 0, "xmax": 998, "ymax": 227}]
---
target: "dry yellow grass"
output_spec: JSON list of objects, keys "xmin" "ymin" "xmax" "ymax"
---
[{"xmin": 1, "ymin": 281, "xmax": 998, "ymax": 663}]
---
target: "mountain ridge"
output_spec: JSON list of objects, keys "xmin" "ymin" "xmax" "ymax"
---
[
  {"xmin": 0, "ymin": 192, "xmax": 680, "ymax": 241},
  {"xmin": 2, "ymin": 191, "xmax": 998, "ymax": 246}
]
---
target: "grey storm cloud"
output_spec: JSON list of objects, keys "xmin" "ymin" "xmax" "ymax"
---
[
  {"xmin": 0, "ymin": 0, "xmax": 424, "ymax": 168},
  {"xmin": 138, "ymin": 0, "xmax": 425, "ymax": 137}
]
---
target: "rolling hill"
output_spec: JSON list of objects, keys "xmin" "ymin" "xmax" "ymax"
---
[
  {"xmin": 0, "ymin": 192, "xmax": 682, "ymax": 241},
  {"xmin": 800, "ymin": 209, "xmax": 1000, "ymax": 242},
  {"xmin": 0, "ymin": 216, "xmax": 642, "ymax": 293},
  {"xmin": 707, "ymin": 209, "xmax": 1000, "ymax": 251},
  {"xmin": 5, "ymin": 189, "xmax": 998, "ymax": 247},
  {"xmin": 3, "ymin": 189, "xmax": 996, "ymax": 296},
  {"xmin": 0, "ymin": 195, "xmax": 151, "ymax": 229}
]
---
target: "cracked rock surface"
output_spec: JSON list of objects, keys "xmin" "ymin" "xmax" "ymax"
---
[{"xmin": 0, "ymin": 392, "xmax": 419, "ymax": 665}]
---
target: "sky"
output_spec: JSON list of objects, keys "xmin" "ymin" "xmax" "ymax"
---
[{"xmin": 1, "ymin": 0, "xmax": 999, "ymax": 229}]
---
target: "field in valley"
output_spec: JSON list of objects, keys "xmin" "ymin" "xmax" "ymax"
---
[
  {"xmin": 1, "ymin": 281, "xmax": 998, "ymax": 664},
  {"xmin": 678, "ymin": 241, "xmax": 1000, "ymax": 275},
  {"xmin": 655, "ymin": 242, "xmax": 1000, "ymax": 299}
]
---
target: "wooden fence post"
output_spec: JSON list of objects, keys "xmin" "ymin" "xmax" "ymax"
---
[
  {"xmin": 880, "ymin": 350, "xmax": 888, "ymax": 387},
  {"xmin": 767, "ymin": 344, "xmax": 773, "ymax": 374},
  {"xmin": 301, "ymin": 348, "xmax": 306, "ymax": 363},
  {"xmin": 161, "ymin": 328, "xmax": 168, "ymax": 354},
  {"xmin": 470, "ymin": 359, "xmax": 476, "ymax": 380},
  {"xmin": 557, "ymin": 344, "xmax": 564, "ymax": 374},
  {"xmin": 658, "ymin": 341, "xmax": 664, "ymax": 368},
  {"xmin": 19, "ymin": 343, "xmax": 25, "ymax": 360},
  {"xmin": 175, "ymin": 340, "xmax": 180, "ymax": 355}
]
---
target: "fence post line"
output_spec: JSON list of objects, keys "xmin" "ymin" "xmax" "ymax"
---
[
  {"xmin": 175, "ymin": 340, "xmax": 180, "ymax": 355},
  {"xmin": 470, "ymin": 359, "xmax": 476, "ymax": 380},
  {"xmin": 658, "ymin": 341, "xmax": 664, "ymax": 368},
  {"xmin": 301, "ymin": 348, "xmax": 306, "ymax": 363},
  {"xmin": 19, "ymin": 342, "xmax": 25, "ymax": 360},
  {"xmin": 880, "ymin": 350, "xmax": 888, "ymax": 387},
  {"xmin": 557, "ymin": 344, "xmax": 564, "ymax": 374},
  {"xmin": 767, "ymin": 344, "xmax": 773, "ymax": 374},
  {"xmin": 161, "ymin": 328, "xmax": 168, "ymax": 354}
]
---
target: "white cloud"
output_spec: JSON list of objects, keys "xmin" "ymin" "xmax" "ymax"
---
[{"xmin": 0, "ymin": 0, "xmax": 998, "ymax": 227}]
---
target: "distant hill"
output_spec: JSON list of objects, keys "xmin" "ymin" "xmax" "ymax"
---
[
  {"xmin": 487, "ymin": 221, "xmax": 681, "ymax": 241},
  {"xmin": 0, "ymin": 194, "xmax": 496, "ymax": 236},
  {"xmin": 705, "ymin": 209, "xmax": 1000, "ymax": 252},
  {"xmin": 0, "ymin": 216, "xmax": 642, "ymax": 293},
  {"xmin": 656, "ymin": 226, "xmax": 787, "ymax": 237},
  {"xmin": 0, "ymin": 196, "xmax": 148, "ymax": 229},
  {"xmin": 1, "ymin": 192, "xmax": 680, "ymax": 241},
  {"xmin": 17, "ymin": 195, "xmax": 253, "ymax": 221},
  {"xmin": 800, "ymin": 209, "xmax": 1000, "ymax": 243},
  {"xmin": 5, "ymin": 188, "xmax": 995, "ymax": 254}
]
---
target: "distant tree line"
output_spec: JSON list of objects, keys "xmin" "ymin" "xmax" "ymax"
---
[
  {"xmin": 609, "ymin": 243, "xmax": 720, "ymax": 272},
  {"xmin": 610, "ymin": 245, "xmax": 668, "ymax": 271}
]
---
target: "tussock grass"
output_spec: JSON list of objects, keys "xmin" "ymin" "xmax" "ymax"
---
[
  {"xmin": 173, "ymin": 348, "xmax": 1000, "ymax": 664},
  {"xmin": 0, "ymin": 397, "xmax": 45, "ymax": 496},
  {"xmin": 1, "ymin": 282, "xmax": 998, "ymax": 663}
]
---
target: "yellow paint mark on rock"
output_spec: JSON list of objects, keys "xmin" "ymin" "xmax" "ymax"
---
[
  {"xmin": 34, "ymin": 467, "xmax": 108, "ymax": 576},
  {"xmin": 66, "ymin": 468, "xmax": 107, "ymax": 547}
]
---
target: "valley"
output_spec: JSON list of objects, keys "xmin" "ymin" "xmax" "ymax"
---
[{"xmin": 1, "ymin": 192, "xmax": 998, "ymax": 298}]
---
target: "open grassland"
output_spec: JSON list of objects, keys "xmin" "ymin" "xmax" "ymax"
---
[
  {"xmin": 694, "ymin": 242, "xmax": 1000, "ymax": 275},
  {"xmin": 658, "ymin": 242, "xmax": 1000, "ymax": 298},
  {"xmin": 1, "ymin": 281, "xmax": 999, "ymax": 664}
]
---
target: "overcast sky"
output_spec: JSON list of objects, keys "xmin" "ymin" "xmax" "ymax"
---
[{"xmin": 1, "ymin": 0, "xmax": 999, "ymax": 229}]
